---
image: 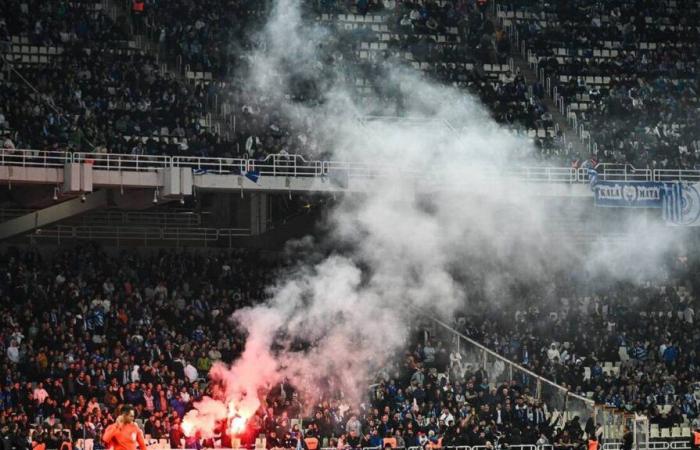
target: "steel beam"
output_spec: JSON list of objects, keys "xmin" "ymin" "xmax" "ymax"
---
[{"xmin": 0, "ymin": 190, "xmax": 108, "ymax": 240}]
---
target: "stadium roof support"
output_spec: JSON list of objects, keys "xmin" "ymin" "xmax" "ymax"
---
[{"xmin": 0, "ymin": 190, "xmax": 108, "ymax": 240}]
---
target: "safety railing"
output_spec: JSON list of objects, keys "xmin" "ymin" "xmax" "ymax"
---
[
  {"xmin": 669, "ymin": 441, "xmax": 692, "ymax": 449},
  {"xmin": 323, "ymin": 160, "xmax": 403, "ymax": 178},
  {"xmin": 0, "ymin": 149, "xmax": 71, "ymax": 167},
  {"xmin": 424, "ymin": 312, "xmax": 596, "ymax": 427},
  {"xmin": 73, "ymin": 152, "xmax": 171, "ymax": 171},
  {"xmin": 500, "ymin": 166, "xmax": 578, "ymax": 183},
  {"xmin": 63, "ymin": 210, "xmax": 204, "ymax": 227},
  {"xmin": 247, "ymin": 154, "xmax": 325, "ymax": 177},
  {"xmin": 31, "ymin": 226, "xmax": 251, "ymax": 243},
  {"xmin": 578, "ymin": 165, "xmax": 655, "ymax": 183},
  {"xmin": 603, "ymin": 441, "xmax": 690, "ymax": 450},
  {"xmin": 3, "ymin": 149, "xmax": 700, "ymax": 184},
  {"xmin": 172, "ymin": 155, "xmax": 247, "ymax": 174},
  {"xmin": 473, "ymin": 445, "xmax": 543, "ymax": 450},
  {"xmin": 592, "ymin": 164, "xmax": 652, "ymax": 182},
  {"xmin": 136, "ymin": 443, "xmax": 692, "ymax": 450},
  {"xmin": 654, "ymin": 169, "xmax": 700, "ymax": 183},
  {"xmin": 207, "ymin": 446, "xmax": 552, "ymax": 450}
]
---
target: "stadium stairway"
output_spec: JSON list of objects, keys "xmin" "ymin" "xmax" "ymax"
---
[
  {"xmin": 107, "ymin": 0, "xmax": 588, "ymax": 157},
  {"xmin": 105, "ymin": 0, "xmax": 225, "ymax": 139},
  {"xmin": 485, "ymin": 4, "xmax": 588, "ymax": 159}
]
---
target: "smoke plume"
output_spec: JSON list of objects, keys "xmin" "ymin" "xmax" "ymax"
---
[{"xmin": 181, "ymin": 0, "xmax": 686, "ymax": 437}]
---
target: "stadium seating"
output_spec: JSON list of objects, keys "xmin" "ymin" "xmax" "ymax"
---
[
  {"xmin": 0, "ymin": 0, "xmax": 224, "ymax": 156},
  {"xmin": 1, "ymin": 0, "xmax": 567, "ymax": 160},
  {"xmin": 499, "ymin": 0, "xmax": 700, "ymax": 168},
  {"xmin": 2, "ymin": 0, "xmax": 698, "ymax": 167}
]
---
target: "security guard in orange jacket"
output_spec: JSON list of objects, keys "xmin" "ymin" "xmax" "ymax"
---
[
  {"xmin": 587, "ymin": 435, "xmax": 599, "ymax": 450},
  {"xmin": 691, "ymin": 427, "xmax": 700, "ymax": 450}
]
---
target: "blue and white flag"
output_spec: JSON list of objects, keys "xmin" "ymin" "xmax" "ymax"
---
[
  {"xmin": 663, "ymin": 182, "xmax": 700, "ymax": 226},
  {"xmin": 663, "ymin": 182, "xmax": 682, "ymax": 224},
  {"xmin": 243, "ymin": 169, "xmax": 260, "ymax": 183}
]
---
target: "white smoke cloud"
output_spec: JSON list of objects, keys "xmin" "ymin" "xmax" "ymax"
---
[{"xmin": 182, "ymin": 0, "xmax": 684, "ymax": 437}]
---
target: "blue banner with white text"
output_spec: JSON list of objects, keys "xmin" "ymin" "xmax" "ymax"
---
[
  {"xmin": 588, "ymin": 176, "xmax": 700, "ymax": 226},
  {"xmin": 592, "ymin": 181, "xmax": 665, "ymax": 208}
]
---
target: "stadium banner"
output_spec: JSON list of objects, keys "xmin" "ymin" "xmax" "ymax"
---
[
  {"xmin": 592, "ymin": 181, "xmax": 665, "ymax": 208},
  {"xmin": 663, "ymin": 182, "xmax": 700, "ymax": 226},
  {"xmin": 588, "ymin": 176, "xmax": 700, "ymax": 225}
]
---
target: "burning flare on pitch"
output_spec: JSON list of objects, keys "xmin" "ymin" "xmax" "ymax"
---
[
  {"xmin": 182, "ymin": 399, "xmax": 256, "ymax": 439},
  {"xmin": 227, "ymin": 401, "xmax": 253, "ymax": 435},
  {"xmin": 179, "ymin": 348, "xmax": 277, "ymax": 440}
]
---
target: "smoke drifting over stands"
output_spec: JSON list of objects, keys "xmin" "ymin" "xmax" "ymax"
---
[{"xmin": 0, "ymin": 0, "xmax": 700, "ymax": 450}]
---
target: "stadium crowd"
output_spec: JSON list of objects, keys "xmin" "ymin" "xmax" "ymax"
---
[
  {"xmin": 450, "ymin": 268, "xmax": 700, "ymax": 427},
  {"xmin": 0, "ymin": 244, "xmax": 698, "ymax": 450},
  {"xmin": 1, "ymin": 0, "xmax": 698, "ymax": 168},
  {"xmin": 1, "ymin": 0, "xmax": 565, "ymax": 161},
  {"xmin": 0, "ymin": 0, "xmax": 233, "ymax": 157},
  {"xmin": 505, "ymin": 0, "xmax": 700, "ymax": 168}
]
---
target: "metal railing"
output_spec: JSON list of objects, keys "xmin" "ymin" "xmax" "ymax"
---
[
  {"xmin": 654, "ymin": 169, "xmax": 700, "ymax": 183},
  {"xmin": 31, "ymin": 226, "xmax": 251, "ymax": 244},
  {"xmin": 63, "ymin": 210, "xmax": 204, "ymax": 227},
  {"xmin": 73, "ymin": 152, "xmax": 171, "ymax": 171},
  {"xmin": 0, "ymin": 150, "xmax": 71, "ymax": 167},
  {"xmin": 603, "ymin": 442, "xmax": 691, "ymax": 450},
  {"xmin": 585, "ymin": 164, "xmax": 653, "ymax": 182},
  {"xmin": 173, "ymin": 154, "xmax": 326, "ymax": 177},
  {"xmin": 128, "ymin": 441, "xmax": 693, "ymax": 450},
  {"xmin": 424, "ymin": 312, "xmax": 595, "ymax": 427},
  {"xmin": 4, "ymin": 149, "xmax": 700, "ymax": 184},
  {"xmin": 501, "ymin": 166, "xmax": 578, "ymax": 183}
]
